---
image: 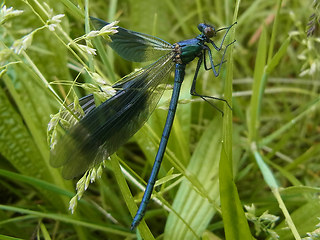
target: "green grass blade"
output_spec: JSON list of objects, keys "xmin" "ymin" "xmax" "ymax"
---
[
  {"xmin": 109, "ymin": 155, "xmax": 155, "ymax": 239},
  {"xmin": 248, "ymin": 25, "xmax": 267, "ymax": 142},
  {"xmin": 164, "ymin": 117, "xmax": 222, "ymax": 239},
  {"xmin": 0, "ymin": 205, "xmax": 133, "ymax": 237},
  {"xmin": 219, "ymin": 0, "xmax": 253, "ymax": 239}
]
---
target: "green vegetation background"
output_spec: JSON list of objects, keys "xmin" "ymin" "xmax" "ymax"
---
[{"xmin": 0, "ymin": 0, "xmax": 320, "ymax": 239}]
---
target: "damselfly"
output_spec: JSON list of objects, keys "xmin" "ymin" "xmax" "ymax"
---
[{"xmin": 50, "ymin": 17, "xmax": 236, "ymax": 230}]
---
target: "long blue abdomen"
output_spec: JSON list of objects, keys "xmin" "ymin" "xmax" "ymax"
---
[{"xmin": 131, "ymin": 63, "xmax": 186, "ymax": 229}]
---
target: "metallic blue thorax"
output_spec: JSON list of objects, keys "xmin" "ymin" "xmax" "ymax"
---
[{"xmin": 176, "ymin": 35, "xmax": 206, "ymax": 64}]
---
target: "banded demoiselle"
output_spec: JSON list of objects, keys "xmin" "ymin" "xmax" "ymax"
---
[{"xmin": 50, "ymin": 17, "xmax": 236, "ymax": 230}]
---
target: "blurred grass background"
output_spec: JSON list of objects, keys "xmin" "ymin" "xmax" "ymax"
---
[{"xmin": 1, "ymin": 0, "xmax": 320, "ymax": 239}]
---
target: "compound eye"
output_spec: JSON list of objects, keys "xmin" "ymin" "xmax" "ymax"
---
[{"xmin": 204, "ymin": 26, "xmax": 215, "ymax": 38}]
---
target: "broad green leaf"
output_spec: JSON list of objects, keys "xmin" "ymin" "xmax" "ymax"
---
[{"xmin": 164, "ymin": 117, "xmax": 222, "ymax": 239}]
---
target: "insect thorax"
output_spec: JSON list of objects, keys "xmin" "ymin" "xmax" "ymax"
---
[{"xmin": 173, "ymin": 39, "xmax": 203, "ymax": 64}]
